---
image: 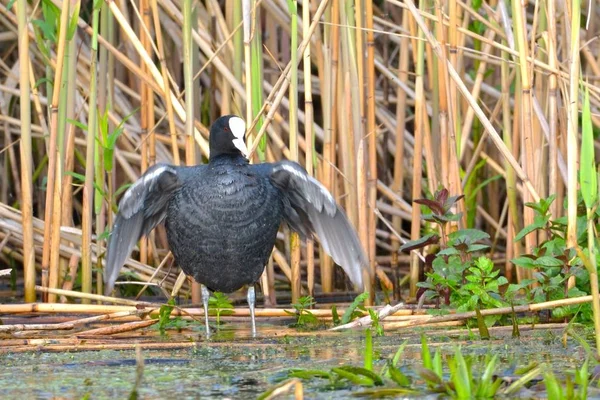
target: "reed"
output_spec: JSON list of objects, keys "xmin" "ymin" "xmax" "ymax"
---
[
  {"xmin": 16, "ymin": 0, "xmax": 34, "ymax": 302},
  {"xmin": 1, "ymin": 0, "xmax": 599, "ymax": 345}
]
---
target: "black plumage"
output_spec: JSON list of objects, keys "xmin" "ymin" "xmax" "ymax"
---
[{"xmin": 104, "ymin": 115, "xmax": 369, "ymax": 335}]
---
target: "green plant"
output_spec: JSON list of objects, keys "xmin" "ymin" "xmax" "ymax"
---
[
  {"xmin": 402, "ymin": 189, "xmax": 509, "ymax": 334},
  {"xmin": 208, "ymin": 291, "xmax": 234, "ymax": 326},
  {"xmin": 153, "ymin": 298, "xmax": 189, "ymax": 336},
  {"xmin": 368, "ymin": 309, "xmax": 384, "ymax": 337},
  {"xmin": 511, "ymin": 195, "xmax": 592, "ymax": 321},
  {"xmin": 286, "ymin": 295, "xmax": 318, "ymax": 327},
  {"xmin": 341, "ymin": 292, "xmax": 369, "ymax": 324}
]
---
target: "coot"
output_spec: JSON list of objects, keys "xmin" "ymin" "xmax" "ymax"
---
[{"xmin": 104, "ymin": 115, "xmax": 368, "ymax": 336}]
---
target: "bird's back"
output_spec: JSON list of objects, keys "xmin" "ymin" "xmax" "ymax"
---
[{"xmin": 165, "ymin": 160, "xmax": 284, "ymax": 292}]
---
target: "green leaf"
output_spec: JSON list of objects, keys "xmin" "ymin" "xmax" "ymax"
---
[
  {"xmin": 67, "ymin": 1, "xmax": 80, "ymax": 40},
  {"xmin": 544, "ymin": 371, "xmax": 563, "ymax": 400},
  {"xmin": 511, "ymin": 256, "xmax": 536, "ymax": 269},
  {"xmin": 450, "ymin": 347, "xmax": 472, "ymax": 399},
  {"xmin": 331, "ymin": 305, "xmax": 340, "ymax": 325},
  {"xmin": 332, "ymin": 366, "xmax": 383, "ymax": 386},
  {"xmin": 364, "ymin": 328, "xmax": 373, "ymax": 371},
  {"xmin": 466, "ymin": 244, "xmax": 490, "ymax": 253},
  {"xmin": 32, "ymin": 19, "xmax": 57, "ymax": 43},
  {"xmin": 580, "ymin": 84, "xmax": 597, "ymax": 209},
  {"xmin": 288, "ymin": 369, "xmax": 331, "ymax": 380},
  {"xmin": 341, "ymin": 292, "xmax": 368, "ymax": 324},
  {"xmin": 448, "ymin": 229, "xmax": 490, "ymax": 244},
  {"xmin": 67, "ymin": 118, "xmax": 88, "ymax": 131},
  {"xmin": 7, "ymin": 0, "xmax": 16, "ymax": 11},
  {"xmin": 420, "ymin": 334, "xmax": 432, "ymax": 370},
  {"xmin": 415, "ymin": 366, "xmax": 443, "ymax": 386},
  {"xmin": 534, "ymin": 256, "xmax": 564, "ymax": 267},
  {"xmin": 399, "ymin": 233, "xmax": 439, "ymax": 252},
  {"xmin": 388, "ymin": 363, "xmax": 411, "ymax": 387}
]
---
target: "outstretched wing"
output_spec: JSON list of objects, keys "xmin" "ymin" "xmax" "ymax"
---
[
  {"xmin": 268, "ymin": 161, "xmax": 369, "ymax": 290},
  {"xmin": 104, "ymin": 164, "xmax": 181, "ymax": 295}
]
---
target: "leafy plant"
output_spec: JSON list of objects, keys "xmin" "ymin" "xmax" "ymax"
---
[
  {"xmin": 285, "ymin": 296, "xmax": 318, "ymax": 327},
  {"xmin": 401, "ymin": 188, "xmax": 508, "ymax": 334},
  {"xmin": 511, "ymin": 195, "xmax": 592, "ymax": 321},
  {"xmin": 367, "ymin": 309, "xmax": 384, "ymax": 337},
  {"xmin": 208, "ymin": 291, "xmax": 234, "ymax": 326},
  {"xmin": 153, "ymin": 298, "xmax": 189, "ymax": 336},
  {"xmin": 341, "ymin": 292, "xmax": 369, "ymax": 324}
]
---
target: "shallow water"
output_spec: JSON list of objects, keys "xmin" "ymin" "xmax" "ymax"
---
[{"xmin": 0, "ymin": 322, "xmax": 595, "ymax": 399}]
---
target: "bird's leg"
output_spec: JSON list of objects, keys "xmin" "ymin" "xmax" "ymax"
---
[
  {"xmin": 201, "ymin": 284, "xmax": 211, "ymax": 338},
  {"xmin": 247, "ymin": 285, "xmax": 256, "ymax": 337}
]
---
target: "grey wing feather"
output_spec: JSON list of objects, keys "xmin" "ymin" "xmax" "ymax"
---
[
  {"xmin": 104, "ymin": 164, "xmax": 181, "ymax": 295},
  {"xmin": 269, "ymin": 161, "xmax": 369, "ymax": 290}
]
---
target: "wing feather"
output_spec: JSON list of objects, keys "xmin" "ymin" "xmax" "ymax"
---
[
  {"xmin": 269, "ymin": 161, "xmax": 369, "ymax": 290},
  {"xmin": 104, "ymin": 164, "xmax": 180, "ymax": 295}
]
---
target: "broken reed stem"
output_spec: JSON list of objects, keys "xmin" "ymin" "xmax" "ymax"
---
[
  {"xmin": 76, "ymin": 319, "xmax": 158, "ymax": 336},
  {"xmin": 334, "ymin": 295, "xmax": 598, "ymax": 331},
  {"xmin": 35, "ymin": 285, "xmax": 156, "ymax": 307},
  {"xmin": 0, "ymin": 302, "xmax": 425, "ymax": 318}
]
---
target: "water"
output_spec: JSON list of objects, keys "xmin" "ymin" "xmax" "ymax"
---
[{"xmin": 0, "ymin": 323, "xmax": 594, "ymax": 398}]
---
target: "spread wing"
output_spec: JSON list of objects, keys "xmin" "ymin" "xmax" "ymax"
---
[
  {"xmin": 104, "ymin": 164, "xmax": 181, "ymax": 295},
  {"xmin": 268, "ymin": 161, "xmax": 369, "ymax": 290}
]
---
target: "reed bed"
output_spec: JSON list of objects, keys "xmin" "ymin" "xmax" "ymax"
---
[{"xmin": 0, "ymin": 0, "xmax": 599, "ymax": 343}]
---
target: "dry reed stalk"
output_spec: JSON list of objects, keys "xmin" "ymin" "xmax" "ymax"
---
[
  {"xmin": 384, "ymin": 294, "xmax": 597, "ymax": 330},
  {"xmin": 135, "ymin": 251, "xmax": 173, "ymax": 299},
  {"xmin": 150, "ymin": 0, "xmax": 180, "ymax": 164},
  {"xmin": 510, "ymin": 0, "xmax": 536, "ymax": 280},
  {"xmin": 407, "ymin": 2, "xmax": 425, "ymax": 299},
  {"xmin": 107, "ymin": 1, "xmax": 209, "ymax": 155},
  {"xmin": 16, "ymin": 0, "xmax": 34, "ymax": 302},
  {"xmin": 63, "ymin": 310, "xmax": 149, "ymax": 326},
  {"xmin": 287, "ymin": 0, "xmax": 302, "ymax": 303},
  {"xmin": 81, "ymin": 0, "xmax": 101, "ymax": 302},
  {"xmin": 317, "ymin": 0, "xmax": 338, "ymax": 294},
  {"xmin": 389, "ymin": 10, "xmax": 410, "ymax": 300},
  {"xmin": 139, "ymin": 0, "xmax": 151, "ymax": 267},
  {"xmin": 182, "ymin": 0, "xmax": 201, "ymax": 304},
  {"xmin": 0, "ymin": 323, "xmax": 74, "ymax": 333},
  {"xmin": 58, "ymin": 33, "xmax": 78, "ymax": 298},
  {"xmin": 1, "ymin": 341, "xmax": 200, "ymax": 353},
  {"xmin": 242, "ymin": 0, "xmax": 252, "ymax": 128},
  {"xmin": 246, "ymin": 0, "xmax": 330, "ymax": 158},
  {"xmin": 262, "ymin": 379, "xmax": 304, "ymax": 400},
  {"xmin": 35, "ymin": 285, "xmax": 156, "ymax": 307},
  {"xmin": 0, "ymin": 302, "xmax": 425, "ymax": 318},
  {"xmin": 403, "ymin": 0, "xmax": 540, "ymax": 202},
  {"xmin": 76, "ymin": 319, "xmax": 158, "ymax": 336},
  {"xmin": 302, "ymin": 0, "xmax": 315, "ymax": 297},
  {"xmin": 565, "ymin": 0, "xmax": 581, "ymax": 252},
  {"xmin": 365, "ymin": 0, "xmax": 377, "ymax": 290},
  {"xmin": 41, "ymin": 0, "xmax": 70, "ymax": 302}
]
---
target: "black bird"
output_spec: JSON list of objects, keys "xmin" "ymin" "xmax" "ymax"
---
[{"xmin": 104, "ymin": 115, "xmax": 369, "ymax": 336}]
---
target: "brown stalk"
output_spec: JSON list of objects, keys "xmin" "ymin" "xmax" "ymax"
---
[
  {"xmin": 16, "ymin": 0, "xmax": 35, "ymax": 302},
  {"xmin": 42, "ymin": 0, "xmax": 71, "ymax": 302}
]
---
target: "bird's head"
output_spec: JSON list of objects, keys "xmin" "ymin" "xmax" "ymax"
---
[{"xmin": 209, "ymin": 115, "xmax": 248, "ymax": 160}]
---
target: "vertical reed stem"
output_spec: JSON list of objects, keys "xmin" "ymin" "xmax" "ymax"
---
[
  {"xmin": 17, "ymin": 0, "xmax": 35, "ymax": 302},
  {"xmin": 302, "ymin": 0, "xmax": 315, "ymax": 297},
  {"xmin": 287, "ymin": 0, "xmax": 301, "ymax": 303},
  {"xmin": 82, "ymin": 0, "xmax": 101, "ymax": 302},
  {"xmin": 183, "ymin": 0, "xmax": 201, "ymax": 303}
]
